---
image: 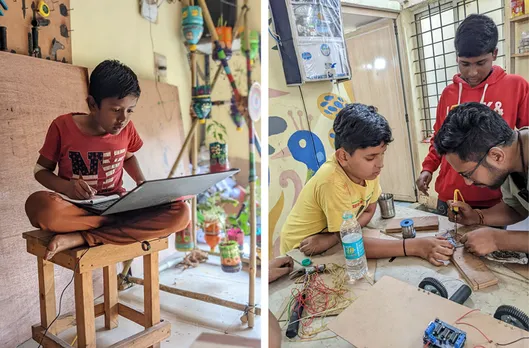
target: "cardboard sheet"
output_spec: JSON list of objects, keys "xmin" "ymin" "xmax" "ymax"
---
[{"xmin": 329, "ymin": 276, "xmax": 529, "ymax": 348}]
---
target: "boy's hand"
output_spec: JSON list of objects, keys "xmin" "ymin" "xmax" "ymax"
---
[
  {"xmin": 409, "ymin": 237, "xmax": 454, "ymax": 266},
  {"xmin": 447, "ymin": 200, "xmax": 480, "ymax": 225},
  {"xmin": 299, "ymin": 233, "xmax": 340, "ymax": 256},
  {"xmin": 269, "ymin": 256, "xmax": 293, "ymax": 283},
  {"xmin": 66, "ymin": 178, "xmax": 97, "ymax": 200},
  {"xmin": 416, "ymin": 171, "xmax": 432, "ymax": 196}
]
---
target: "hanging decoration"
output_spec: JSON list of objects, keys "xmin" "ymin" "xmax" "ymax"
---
[{"xmin": 181, "ymin": 6, "xmax": 204, "ymax": 52}]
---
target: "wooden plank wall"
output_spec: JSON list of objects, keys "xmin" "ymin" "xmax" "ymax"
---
[
  {"xmin": 0, "ymin": 51, "xmax": 187, "ymax": 347},
  {"xmin": 0, "ymin": 0, "xmax": 72, "ymax": 62}
]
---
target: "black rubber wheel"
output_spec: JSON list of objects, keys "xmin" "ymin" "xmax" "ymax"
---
[
  {"xmin": 418, "ymin": 277, "xmax": 448, "ymax": 298},
  {"xmin": 494, "ymin": 305, "xmax": 529, "ymax": 331}
]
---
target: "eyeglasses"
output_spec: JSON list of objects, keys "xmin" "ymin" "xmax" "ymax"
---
[{"xmin": 459, "ymin": 141, "xmax": 505, "ymax": 180}]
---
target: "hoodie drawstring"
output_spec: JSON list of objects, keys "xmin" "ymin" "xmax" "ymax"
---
[
  {"xmin": 480, "ymin": 84, "xmax": 489, "ymax": 103},
  {"xmin": 456, "ymin": 82, "xmax": 489, "ymax": 104}
]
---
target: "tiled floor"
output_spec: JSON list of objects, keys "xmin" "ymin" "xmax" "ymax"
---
[{"xmin": 18, "ymin": 255, "xmax": 261, "ymax": 347}]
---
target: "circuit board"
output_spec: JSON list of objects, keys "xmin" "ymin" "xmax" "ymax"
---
[{"xmin": 423, "ymin": 318, "xmax": 466, "ymax": 348}]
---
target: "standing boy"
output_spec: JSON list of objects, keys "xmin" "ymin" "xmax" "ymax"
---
[
  {"xmin": 416, "ymin": 14, "xmax": 528, "ymax": 214},
  {"xmin": 25, "ymin": 60, "xmax": 190, "ymax": 260}
]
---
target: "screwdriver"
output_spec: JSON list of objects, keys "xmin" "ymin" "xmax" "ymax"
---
[{"xmin": 452, "ymin": 189, "xmax": 465, "ymax": 238}]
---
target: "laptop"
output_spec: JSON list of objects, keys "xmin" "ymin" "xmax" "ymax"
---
[{"xmin": 76, "ymin": 169, "xmax": 240, "ymax": 216}]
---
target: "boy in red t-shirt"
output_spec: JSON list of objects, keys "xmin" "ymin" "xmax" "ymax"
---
[
  {"xmin": 25, "ymin": 60, "xmax": 190, "ymax": 260},
  {"xmin": 416, "ymin": 14, "xmax": 529, "ymax": 214}
]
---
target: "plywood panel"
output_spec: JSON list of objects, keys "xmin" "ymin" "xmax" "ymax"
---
[
  {"xmin": 0, "ymin": 51, "xmax": 186, "ymax": 347},
  {"xmin": 0, "ymin": 0, "xmax": 72, "ymax": 62},
  {"xmin": 346, "ymin": 19, "xmax": 416, "ymax": 201},
  {"xmin": 329, "ymin": 276, "xmax": 529, "ymax": 348}
]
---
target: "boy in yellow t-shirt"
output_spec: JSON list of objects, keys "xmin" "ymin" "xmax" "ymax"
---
[{"xmin": 280, "ymin": 103, "xmax": 454, "ymax": 266}]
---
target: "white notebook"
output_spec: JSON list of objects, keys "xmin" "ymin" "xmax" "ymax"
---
[{"xmin": 58, "ymin": 193, "xmax": 120, "ymax": 205}]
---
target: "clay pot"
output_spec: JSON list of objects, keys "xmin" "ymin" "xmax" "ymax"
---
[{"xmin": 219, "ymin": 240, "xmax": 241, "ymax": 273}]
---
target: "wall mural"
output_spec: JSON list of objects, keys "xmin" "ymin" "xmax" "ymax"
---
[{"xmin": 268, "ymin": 29, "xmax": 355, "ymax": 257}]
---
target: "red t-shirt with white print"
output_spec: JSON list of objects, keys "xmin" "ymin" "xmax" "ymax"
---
[{"xmin": 39, "ymin": 113, "xmax": 143, "ymax": 195}]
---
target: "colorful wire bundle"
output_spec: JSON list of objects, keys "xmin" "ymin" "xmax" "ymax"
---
[{"xmin": 286, "ymin": 263, "xmax": 354, "ymax": 338}]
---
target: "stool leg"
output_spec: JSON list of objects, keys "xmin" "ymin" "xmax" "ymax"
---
[
  {"xmin": 144, "ymin": 252, "xmax": 160, "ymax": 348},
  {"xmin": 75, "ymin": 271, "xmax": 96, "ymax": 348},
  {"xmin": 103, "ymin": 264, "xmax": 119, "ymax": 329},
  {"xmin": 37, "ymin": 257, "xmax": 57, "ymax": 334}
]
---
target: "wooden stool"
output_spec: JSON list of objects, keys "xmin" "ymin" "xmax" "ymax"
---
[{"xmin": 23, "ymin": 230, "xmax": 171, "ymax": 348}]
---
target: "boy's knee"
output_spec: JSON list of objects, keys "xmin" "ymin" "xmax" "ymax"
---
[
  {"xmin": 169, "ymin": 201, "xmax": 191, "ymax": 231},
  {"xmin": 25, "ymin": 191, "xmax": 57, "ymax": 229}
]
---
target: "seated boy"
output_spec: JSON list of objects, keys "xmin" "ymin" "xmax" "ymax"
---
[
  {"xmin": 280, "ymin": 103, "xmax": 454, "ymax": 266},
  {"xmin": 25, "ymin": 60, "xmax": 190, "ymax": 260}
]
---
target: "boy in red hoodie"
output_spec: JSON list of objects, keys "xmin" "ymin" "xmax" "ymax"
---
[{"xmin": 416, "ymin": 14, "xmax": 529, "ymax": 215}]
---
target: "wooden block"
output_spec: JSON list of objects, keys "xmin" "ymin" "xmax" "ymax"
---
[
  {"xmin": 37, "ymin": 257, "xmax": 57, "ymax": 335},
  {"xmin": 385, "ymin": 216, "xmax": 439, "ymax": 233},
  {"xmin": 32, "ymin": 325, "xmax": 70, "ymax": 348},
  {"xmin": 74, "ymin": 271, "xmax": 96, "ymax": 348},
  {"xmin": 328, "ymin": 276, "xmax": 529, "ymax": 347},
  {"xmin": 104, "ymin": 264, "xmax": 119, "ymax": 330},
  {"xmin": 107, "ymin": 321, "xmax": 170, "ymax": 348},
  {"xmin": 144, "ymin": 252, "xmax": 160, "ymax": 348},
  {"xmin": 451, "ymin": 247, "xmax": 498, "ymax": 290},
  {"xmin": 118, "ymin": 303, "xmax": 146, "ymax": 327}
]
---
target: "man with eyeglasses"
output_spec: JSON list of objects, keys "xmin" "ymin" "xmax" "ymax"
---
[{"xmin": 434, "ymin": 102, "xmax": 528, "ymax": 256}]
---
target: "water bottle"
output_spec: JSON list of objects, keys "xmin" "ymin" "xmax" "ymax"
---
[{"xmin": 340, "ymin": 211, "xmax": 368, "ymax": 280}]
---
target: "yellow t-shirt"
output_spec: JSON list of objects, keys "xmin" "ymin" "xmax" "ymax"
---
[{"xmin": 280, "ymin": 153, "xmax": 382, "ymax": 255}]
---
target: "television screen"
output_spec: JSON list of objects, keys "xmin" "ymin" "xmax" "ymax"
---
[{"xmin": 201, "ymin": 0, "xmax": 238, "ymax": 39}]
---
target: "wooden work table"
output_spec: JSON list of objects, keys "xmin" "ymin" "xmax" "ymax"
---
[{"xmin": 269, "ymin": 205, "xmax": 529, "ymax": 347}]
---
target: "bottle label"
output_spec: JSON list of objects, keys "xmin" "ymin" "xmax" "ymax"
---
[{"xmin": 342, "ymin": 237, "xmax": 365, "ymax": 260}]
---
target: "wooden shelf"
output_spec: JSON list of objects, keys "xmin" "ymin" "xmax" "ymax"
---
[
  {"xmin": 512, "ymin": 52, "xmax": 529, "ymax": 57},
  {"xmin": 511, "ymin": 13, "xmax": 529, "ymax": 22}
]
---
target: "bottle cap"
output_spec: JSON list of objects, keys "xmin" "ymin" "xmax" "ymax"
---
[
  {"xmin": 301, "ymin": 258, "xmax": 312, "ymax": 267},
  {"xmin": 342, "ymin": 211, "xmax": 354, "ymax": 219}
]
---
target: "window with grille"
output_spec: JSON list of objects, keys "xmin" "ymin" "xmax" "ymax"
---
[{"xmin": 411, "ymin": 0, "xmax": 506, "ymax": 140}]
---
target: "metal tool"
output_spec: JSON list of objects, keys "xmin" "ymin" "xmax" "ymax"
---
[
  {"xmin": 32, "ymin": 17, "xmax": 50, "ymax": 27},
  {"xmin": 31, "ymin": 26, "xmax": 41, "ymax": 57},
  {"xmin": 0, "ymin": 0, "xmax": 8, "ymax": 16},
  {"xmin": 50, "ymin": 38, "xmax": 64, "ymax": 60},
  {"xmin": 452, "ymin": 189, "xmax": 465, "ymax": 236},
  {"xmin": 22, "ymin": 0, "xmax": 28, "ymax": 18}
]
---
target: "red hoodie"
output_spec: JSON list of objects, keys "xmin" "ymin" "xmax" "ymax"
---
[{"xmin": 422, "ymin": 66, "xmax": 529, "ymax": 207}]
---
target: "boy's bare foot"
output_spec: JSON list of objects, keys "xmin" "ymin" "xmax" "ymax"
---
[
  {"xmin": 299, "ymin": 233, "xmax": 340, "ymax": 256},
  {"xmin": 45, "ymin": 233, "xmax": 86, "ymax": 260}
]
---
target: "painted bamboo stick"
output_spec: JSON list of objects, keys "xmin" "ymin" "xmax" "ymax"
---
[{"xmin": 243, "ymin": 0, "xmax": 257, "ymax": 329}]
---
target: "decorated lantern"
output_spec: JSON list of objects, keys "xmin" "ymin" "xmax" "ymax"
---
[
  {"xmin": 230, "ymin": 95, "xmax": 244, "ymax": 131},
  {"xmin": 182, "ymin": 6, "xmax": 204, "ymax": 52},
  {"xmin": 219, "ymin": 240, "xmax": 242, "ymax": 273},
  {"xmin": 192, "ymin": 85, "xmax": 212, "ymax": 124}
]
